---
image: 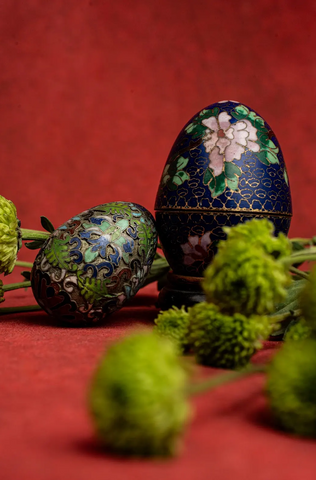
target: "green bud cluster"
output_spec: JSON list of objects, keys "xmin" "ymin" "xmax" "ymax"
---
[
  {"xmin": 0, "ymin": 195, "xmax": 21, "ymax": 275},
  {"xmin": 284, "ymin": 319, "xmax": 310, "ymax": 342},
  {"xmin": 202, "ymin": 240, "xmax": 291, "ymax": 316},
  {"xmin": 223, "ymin": 218, "xmax": 292, "ymax": 259},
  {"xmin": 267, "ymin": 338, "xmax": 316, "ymax": 437},
  {"xmin": 154, "ymin": 306, "xmax": 190, "ymax": 353},
  {"xmin": 188, "ymin": 302, "xmax": 271, "ymax": 369},
  {"xmin": 89, "ymin": 331, "xmax": 190, "ymax": 457}
]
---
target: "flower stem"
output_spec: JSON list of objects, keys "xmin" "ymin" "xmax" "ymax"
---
[
  {"xmin": 0, "ymin": 305, "xmax": 42, "ymax": 315},
  {"xmin": 187, "ymin": 364, "xmax": 267, "ymax": 396},
  {"xmin": 291, "ymin": 238, "xmax": 316, "ymax": 245},
  {"xmin": 21, "ymin": 228, "xmax": 50, "ymax": 241},
  {"xmin": 15, "ymin": 261, "xmax": 33, "ymax": 268},
  {"xmin": 289, "ymin": 266, "xmax": 309, "ymax": 280},
  {"xmin": 270, "ymin": 309, "xmax": 301, "ymax": 324},
  {"xmin": 3, "ymin": 281, "xmax": 31, "ymax": 292}
]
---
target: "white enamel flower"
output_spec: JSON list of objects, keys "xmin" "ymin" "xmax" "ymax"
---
[{"xmin": 202, "ymin": 112, "xmax": 260, "ymax": 176}]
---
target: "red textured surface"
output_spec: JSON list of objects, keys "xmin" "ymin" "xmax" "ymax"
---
[{"xmin": 1, "ymin": 1, "xmax": 316, "ymax": 479}]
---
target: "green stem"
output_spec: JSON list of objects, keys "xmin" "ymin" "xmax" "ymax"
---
[
  {"xmin": 270, "ymin": 308, "xmax": 301, "ymax": 324},
  {"xmin": 3, "ymin": 281, "xmax": 31, "ymax": 292},
  {"xmin": 283, "ymin": 252, "xmax": 316, "ymax": 267},
  {"xmin": 290, "ymin": 238, "xmax": 316, "ymax": 245},
  {"xmin": 15, "ymin": 261, "xmax": 33, "ymax": 268},
  {"xmin": 187, "ymin": 364, "xmax": 267, "ymax": 396},
  {"xmin": 0, "ymin": 305, "xmax": 42, "ymax": 315},
  {"xmin": 21, "ymin": 228, "xmax": 50, "ymax": 241},
  {"xmin": 289, "ymin": 266, "xmax": 309, "ymax": 280}
]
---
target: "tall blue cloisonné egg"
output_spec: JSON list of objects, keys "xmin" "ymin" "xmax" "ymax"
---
[
  {"xmin": 155, "ymin": 100, "xmax": 292, "ymax": 307},
  {"xmin": 31, "ymin": 202, "xmax": 157, "ymax": 325}
]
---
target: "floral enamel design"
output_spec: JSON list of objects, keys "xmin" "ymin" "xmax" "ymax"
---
[
  {"xmin": 185, "ymin": 104, "xmax": 280, "ymax": 198},
  {"xmin": 181, "ymin": 232, "xmax": 211, "ymax": 266},
  {"xmin": 162, "ymin": 156, "xmax": 190, "ymax": 191},
  {"xmin": 202, "ymin": 112, "xmax": 259, "ymax": 177}
]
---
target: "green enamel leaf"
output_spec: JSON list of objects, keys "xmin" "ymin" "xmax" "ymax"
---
[
  {"xmin": 224, "ymin": 162, "xmax": 242, "ymax": 179},
  {"xmin": 235, "ymin": 104, "xmax": 249, "ymax": 116},
  {"xmin": 84, "ymin": 247, "xmax": 99, "ymax": 263},
  {"xmin": 211, "ymin": 172, "xmax": 226, "ymax": 198},
  {"xmin": 256, "ymin": 150, "xmax": 270, "ymax": 166},
  {"xmin": 77, "ymin": 273, "xmax": 112, "ymax": 304},
  {"xmin": 190, "ymin": 124, "xmax": 208, "ymax": 138},
  {"xmin": 226, "ymin": 176, "xmax": 239, "ymax": 191},
  {"xmin": 176, "ymin": 156, "xmax": 189, "ymax": 170},
  {"xmin": 172, "ymin": 171, "xmax": 190, "ymax": 186},
  {"xmin": 284, "ymin": 168, "xmax": 289, "ymax": 185},
  {"xmin": 45, "ymin": 235, "xmax": 73, "ymax": 270},
  {"xmin": 203, "ymin": 168, "xmax": 214, "ymax": 186},
  {"xmin": 97, "ymin": 203, "xmax": 132, "ymax": 219},
  {"xmin": 266, "ymin": 150, "xmax": 279, "ymax": 164},
  {"xmin": 185, "ymin": 123, "xmax": 195, "ymax": 133}
]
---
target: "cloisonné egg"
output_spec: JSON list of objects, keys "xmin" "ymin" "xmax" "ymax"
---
[
  {"xmin": 31, "ymin": 202, "xmax": 157, "ymax": 325},
  {"xmin": 155, "ymin": 100, "xmax": 292, "ymax": 307}
]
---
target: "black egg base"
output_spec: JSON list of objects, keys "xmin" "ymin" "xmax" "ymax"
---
[{"xmin": 156, "ymin": 272, "xmax": 205, "ymax": 310}]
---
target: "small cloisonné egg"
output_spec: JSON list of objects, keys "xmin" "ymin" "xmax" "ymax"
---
[
  {"xmin": 31, "ymin": 202, "xmax": 157, "ymax": 325},
  {"xmin": 155, "ymin": 100, "xmax": 292, "ymax": 307}
]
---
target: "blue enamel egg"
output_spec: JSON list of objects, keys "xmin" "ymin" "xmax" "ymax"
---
[
  {"xmin": 155, "ymin": 100, "xmax": 292, "ymax": 279},
  {"xmin": 31, "ymin": 202, "xmax": 157, "ymax": 325}
]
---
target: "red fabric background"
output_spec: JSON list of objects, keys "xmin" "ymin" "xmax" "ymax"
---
[{"xmin": 1, "ymin": 1, "xmax": 316, "ymax": 479}]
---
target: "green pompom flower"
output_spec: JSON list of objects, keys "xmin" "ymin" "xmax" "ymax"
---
[
  {"xmin": 188, "ymin": 302, "xmax": 271, "ymax": 369},
  {"xmin": 0, "ymin": 195, "xmax": 22, "ymax": 275},
  {"xmin": 284, "ymin": 319, "xmax": 310, "ymax": 342},
  {"xmin": 223, "ymin": 218, "xmax": 292, "ymax": 259},
  {"xmin": 267, "ymin": 338, "xmax": 316, "ymax": 437},
  {"xmin": 154, "ymin": 306, "xmax": 190, "ymax": 353},
  {"xmin": 89, "ymin": 331, "xmax": 190, "ymax": 457},
  {"xmin": 202, "ymin": 240, "xmax": 291, "ymax": 316},
  {"xmin": 299, "ymin": 266, "xmax": 316, "ymax": 329}
]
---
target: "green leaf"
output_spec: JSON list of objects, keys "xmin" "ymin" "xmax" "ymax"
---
[
  {"xmin": 40, "ymin": 216, "xmax": 55, "ymax": 233},
  {"xmin": 97, "ymin": 203, "xmax": 132, "ymax": 219},
  {"xmin": 25, "ymin": 239, "xmax": 47, "ymax": 250},
  {"xmin": 77, "ymin": 273, "xmax": 112, "ymax": 303},
  {"xmin": 203, "ymin": 168, "xmax": 214, "ymax": 185},
  {"xmin": 256, "ymin": 150, "xmax": 270, "ymax": 166},
  {"xmin": 226, "ymin": 177, "xmax": 239, "ymax": 191},
  {"xmin": 21, "ymin": 271, "xmax": 31, "ymax": 281},
  {"xmin": 172, "ymin": 171, "xmax": 190, "ymax": 186},
  {"xmin": 210, "ymin": 172, "xmax": 226, "ymax": 198},
  {"xmin": 265, "ymin": 150, "xmax": 279, "ymax": 164},
  {"xmin": 44, "ymin": 235, "xmax": 73, "ymax": 269},
  {"xmin": 235, "ymin": 104, "xmax": 249, "ymax": 116},
  {"xmin": 176, "ymin": 156, "xmax": 189, "ymax": 170},
  {"xmin": 224, "ymin": 162, "xmax": 242, "ymax": 179}
]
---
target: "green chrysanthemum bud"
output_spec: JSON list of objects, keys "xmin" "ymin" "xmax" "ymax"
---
[
  {"xmin": 284, "ymin": 319, "xmax": 310, "ymax": 342},
  {"xmin": 188, "ymin": 302, "xmax": 271, "ymax": 369},
  {"xmin": 299, "ymin": 267, "xmax": 316, "ymax": 329},
  {"xmin": 0, "ymin": 195, "xmax": 22, "ymax": 275},
  {"xmin": 223, "ymin": 218, "xmax": 292, "ymax": 259},
  {"xmin": 89, "ymin": 331, "xmax": 191, "ymax": 457},
  {"xmin": 154, "ymin": 306, "xmax": 190, "ymax": 353},
  {"xmin": 267, "ymin": 338, "xmax": 316, "ymax": 437},
  {"xmin": 202, "ymin": 240, "xmax": 291, "ymax": 316}
]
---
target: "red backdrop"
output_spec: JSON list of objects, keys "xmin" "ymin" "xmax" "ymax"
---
[{"xmin": 1, "ymin": 2, "xmax": 316, "ymax": 479}]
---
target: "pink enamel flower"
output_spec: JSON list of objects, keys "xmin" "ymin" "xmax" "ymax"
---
[
  {"xmin": 202, "ymin": 112, "xmax": 260, "ymax": 176},
  {"xmin": 181, "ymin": 232, "xmax": 211, "ymax": 266}
]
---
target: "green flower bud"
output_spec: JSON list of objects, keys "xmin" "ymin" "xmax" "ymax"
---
[
  {"xmin": 0, "ymin": 195, "xmax": 22, "ymax": 275},
  {"xmin": 154, "ymin": 306, "xmax": 190, "ymax": 353},
  {"xmin": 222, "ymin": 218, "xmax": 292, "ymax": 259},
  {"xmin": 202, "ymin": 240, "xmax": 291, "ymax": 316},
  {"xmin": 89, "ymin": 331, "xmax": 191, "ymax": 457},
  {"xmin": 284, "ymin": 319, "xmax": 310, "ymax": 342},
  {"xmin": 267, "ymin": 338, "xmax": 316, "ymax": 437},
  {"xmin": 299, "ymin": 267, "xmax": 316, "ymax": 329},
  {"xmin": 188, "ymin": 302, "xmax": 271, "ymax": 369}
]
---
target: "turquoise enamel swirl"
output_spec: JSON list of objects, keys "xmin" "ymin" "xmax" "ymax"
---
[{"xmin": 31, "ymin": 202, "xmax": 157, "ymax": 325}]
